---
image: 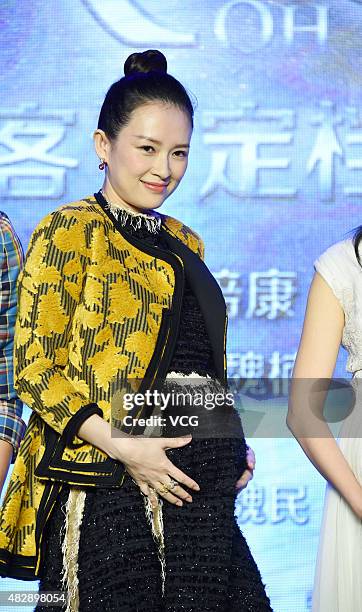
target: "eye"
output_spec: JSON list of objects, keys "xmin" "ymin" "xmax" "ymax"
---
[
  {"xmin": 139, "ymin": 145, "xmax": 155, "ymax": 153},
  {"xmin": 174, "ymin": 150, "xmax": 188, "ymax": 158}
]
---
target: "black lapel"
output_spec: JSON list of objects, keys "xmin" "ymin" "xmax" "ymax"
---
[{"xmin": 159, "ymin": 226, "xmax": 226, "ymax": 383}]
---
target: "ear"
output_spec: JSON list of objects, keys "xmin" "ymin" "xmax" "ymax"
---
[{"xmin": 93, "ymin": 129, "xmax": 111, "ymax": 163}]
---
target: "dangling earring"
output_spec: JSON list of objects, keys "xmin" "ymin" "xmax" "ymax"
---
[{"xmin": 98, "ymin": 158, "xmax": 106, "ymax": 170}]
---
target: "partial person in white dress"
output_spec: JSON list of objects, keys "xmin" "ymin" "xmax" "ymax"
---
[{"xmin": 287, "ymin": 237, "xmax": 362, "ymax": 612}]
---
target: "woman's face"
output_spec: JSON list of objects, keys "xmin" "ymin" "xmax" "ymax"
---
[{"xmin": 94, "ymin": 101, "xmax": 192, "ymax": 213}]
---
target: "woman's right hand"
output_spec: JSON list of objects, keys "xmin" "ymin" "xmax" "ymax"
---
[{"xmin": 109, "ymin": 433, "xmax": 200, "ymax": 508}]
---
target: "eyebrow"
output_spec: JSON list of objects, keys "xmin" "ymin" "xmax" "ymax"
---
[{"xmin": 134, "ymin": 135, "xmax": 190, "ymax": 148}]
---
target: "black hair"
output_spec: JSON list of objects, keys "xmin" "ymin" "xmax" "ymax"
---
[
  {"xmin": 97, "ymin": 49, "xmax": 196, "ymax": 139},
  {"xmin": 353, "ymin": 225, "xmax": 362, "ymax": 265}
]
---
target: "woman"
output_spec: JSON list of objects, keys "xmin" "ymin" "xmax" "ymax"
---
[
  {"xmin": 0, "ymin": 50, "xmax": 272, "ymax": 611},
  {"xmin": 287, "ymin": 234, "xmax": 362, "ymax": 610}
]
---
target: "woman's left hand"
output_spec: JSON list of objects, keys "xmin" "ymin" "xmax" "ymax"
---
[{"xmin": 235, "ymin": 445, "xmax": 255, "ymax": 491}]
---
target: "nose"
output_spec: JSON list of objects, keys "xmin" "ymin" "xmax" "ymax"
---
[{"xmin": 151, "ymin": 154, "xmax": 171, "ymax": 182}]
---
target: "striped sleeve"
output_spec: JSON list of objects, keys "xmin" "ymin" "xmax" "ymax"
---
[{"xmin": 13, "ymin": 209, "xmax": 101, "ymax": 446}]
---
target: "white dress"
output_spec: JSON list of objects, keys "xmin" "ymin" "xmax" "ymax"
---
[{"xmin": 312, "ymin": 238, "xmax": 362, "ymax": 612}]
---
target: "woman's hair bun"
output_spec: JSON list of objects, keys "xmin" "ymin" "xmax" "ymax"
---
[{"xmin": 124, "ymin": 50, "xmax": 167, "ymax": 77}]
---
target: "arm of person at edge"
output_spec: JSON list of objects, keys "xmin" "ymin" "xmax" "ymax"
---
[
  {"xmin": 286, "ymin": 271, "xmax": 362, "ymax": 520},
  {"xmin": 0, "ymin": 440, "xmax": 13, "ymax": 496},
  {"xmin": 0, "ymin": 214, "xmax": 26, "ymax": 496}
]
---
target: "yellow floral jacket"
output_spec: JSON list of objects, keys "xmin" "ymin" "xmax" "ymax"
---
[{"xmin": 0, "ymin": 194, "xmax": 228, "ymax": 580}]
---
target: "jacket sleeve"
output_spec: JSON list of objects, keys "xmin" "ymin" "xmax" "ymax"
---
[
  {"xmin": 13, "ymin": 209, "xmax": 102, "ymax": 448},
  {"xmin": 187, "ymin": 226, "xmax": 205, "ymax": 261},
  {"xmin": 198, "ymin": 236, "xmax": 205, "ymax": 261},
  {"xmin": 0, "ymin": 214, "xmax": 26, "ymax": 462}
]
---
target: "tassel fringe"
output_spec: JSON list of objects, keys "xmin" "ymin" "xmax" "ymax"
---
[
  {"xmin": 103, "ymin": 195, "xmax": 162, "ymax": 234},
  {"xmin": 60, "ymin": 488, "xmax": 87, "ymax": 612},
  {"xmin": 142, "ymin": 491, "xmax": 166, "ymax": 595}
]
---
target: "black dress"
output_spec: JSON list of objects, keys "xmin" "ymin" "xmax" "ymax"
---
[{"xmin": 36, "ymin": 211, "xmax": 272, "ymax": 612}]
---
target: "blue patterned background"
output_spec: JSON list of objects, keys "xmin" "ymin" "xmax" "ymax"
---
[{"xmin": 1, "ymin": 1, "xmax": 361, "ymax": 609}]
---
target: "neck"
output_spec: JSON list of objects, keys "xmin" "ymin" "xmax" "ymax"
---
[
  {"xmin": 101, "ymin": 182, "xmax": 155, "ymax": 216},
  {"xmin": 96, "ymin": 190, "xmax": 162, "ymax": 233}
]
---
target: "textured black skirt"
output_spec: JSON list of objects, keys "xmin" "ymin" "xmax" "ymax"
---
[{"xmin": 36, "ymin": 432, "xmax": 272, "ymax": 612}]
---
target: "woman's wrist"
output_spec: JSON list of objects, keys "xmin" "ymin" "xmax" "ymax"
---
[{"xmin": 77, "ymin": 413, "xmax": 131, "ymax": 461}]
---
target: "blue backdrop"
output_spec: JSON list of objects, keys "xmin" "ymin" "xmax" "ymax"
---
[{"xmin": 1, "ymin": 1, "xmax": 361, "ymax": 610}]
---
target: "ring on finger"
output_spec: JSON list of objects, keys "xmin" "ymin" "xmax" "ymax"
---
[
  {"xmin": 159, "ymin": 478, "xmax": 179, "ymax": 494},
  {"xmin": 167, "ymin": 478, "xmax": 178, "ymax": 491}
]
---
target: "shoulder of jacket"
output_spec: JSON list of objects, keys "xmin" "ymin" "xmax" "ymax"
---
[
  {"xmin": 0, "ymin": 211, "xmax": 13, "ymax": 234},
  {"xmin": 33, "ymin": 196, "xmax": 102, "ymax": 232},
  {"xmin": 0, "ymin": 212, "xmax": 23, "ymax": 255},
  {"xmin": 162, "ymin": 214, "xmax": 205, "ymax": 259},
  {"xmin": 0, "ymin": 211, "xmax": 18, "ymax": 234},
  {"xmin": 52, "ymin": 195, "xmax": 99, "ymax": 220}
]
